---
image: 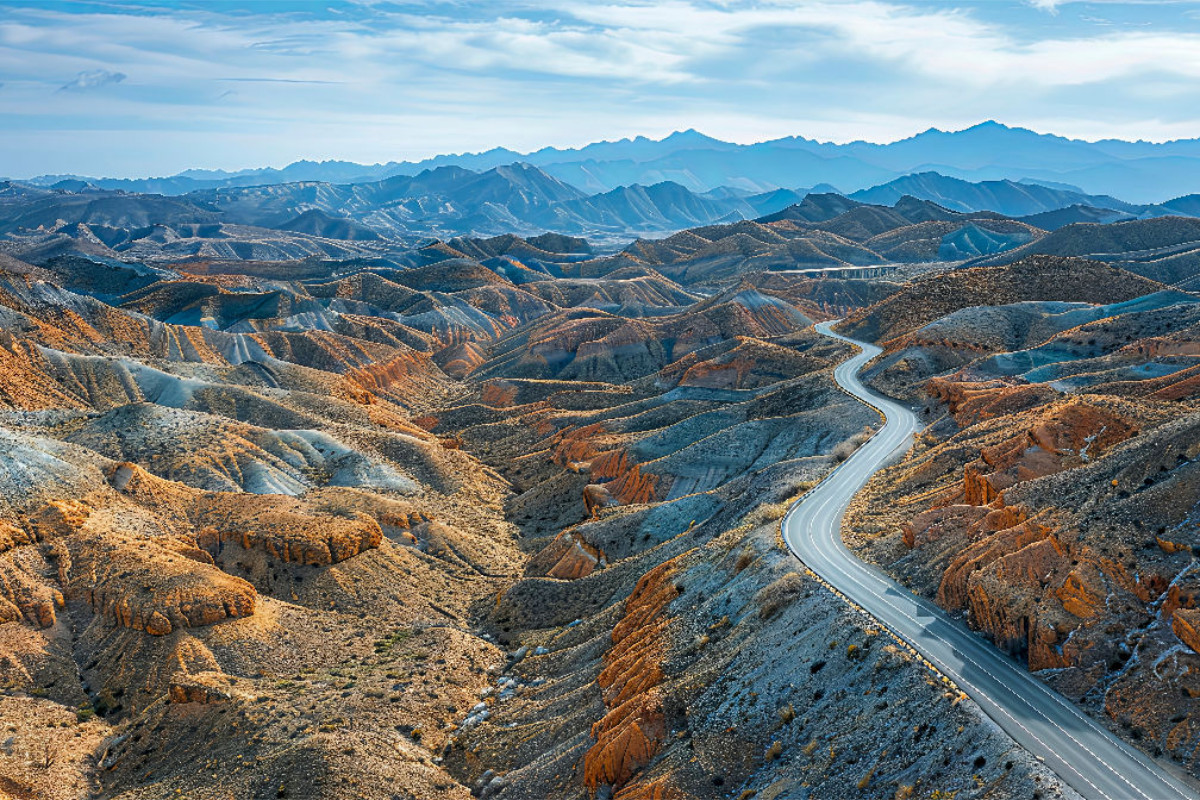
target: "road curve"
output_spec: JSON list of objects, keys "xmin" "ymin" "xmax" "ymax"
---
[{"xmin": 782, "ymin": 321, "xmax": 1198, "ymax": 800}]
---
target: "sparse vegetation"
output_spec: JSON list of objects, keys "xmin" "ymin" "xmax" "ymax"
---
[
  {"xmin": 756, "ymin": 571, "xmax": 806, "ymax": 619},
  {"xmin": 734, "ymin": 548, "xmax": 755, "ymax": 573},
  {"xmin": 832, "ymin": 429, "xmax": 873, "ymax": 463},
  {"xmin": 745, "ymin": 481, "xmax": 817, "ymax": 527},
  {"xmin": 35, "ymin": 740, "xmax": 58, "ymax": 769},
  {"xmin": 373, "ymin": 627, "xmax": 416, "ymax": 655}
]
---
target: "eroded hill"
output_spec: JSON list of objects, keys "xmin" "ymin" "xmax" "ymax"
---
[{"xmin": 0, "ymin": 231, "xmax": 1085, "ymax": 800}]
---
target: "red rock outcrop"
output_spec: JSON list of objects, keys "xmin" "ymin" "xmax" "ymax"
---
[
  {"xmin": 613, "ymin": 777, "xmax": 690, "ymax": 800},
  {"xmin": 899, "ymin": 398, "xmax": 1146, "ymax": 666},
  {"xmin": 964, "ymin": 536, "xmax": 1069, "ymax": 663},
  {"xmin": 677, "ymin": 355, "xmax": 755, "ymax": 390},
  {"xmin": 584, "ymin": 555, "xmax": 686, "ymax": 792},
  {"xmin": 542, "ymin": 531, "xmax": 605, "ymax": 580},
  {"xmin": 591, "ymin": 450, "xmax": 663, "ymax": 506},
  {"xmin": 902, "ymin": 504, "xmax": 990, "ymax": 549},
  {"xmin": 107, "ymin": 462, "xmax": 385, "ymax": 567},
  {"xmin": 927, "ymin": 377, "xmax": 1056, "ymax": 427},
  {"xmin": 195, "ymin": 506, "xmax": 381, "ymax": 567},
  {"xmin": 960, "ymin": 402, "xmax": 1137, "ymax": 505},
  {"xmin": 168, "ymin": 672, "xmax": 236, "ymax": 704},
  {"xmin": 1055, "ymin": 563, "xmax": 1108, "ymax": 619},
  {"xmin": 435, "ymin": 341, "xmax": 487, "ymax": 379},
  {"xmin": 551, "ymin": 423, "xmax": 608, "ymax": 467},
  {"xmin": 1149, "ymin": 368, "xmax": 1200, "ymax": 403},
  {"xmin": 939, "ymin": 519, "xmax": 1055, "ymax": 611},
  {"xmin": 547, "ymin": 427, "xmax": 666, "ymax": 508},
  {"xmin": 481, "ymin": 380, "xmax": 519, "ymax": 407},
  {"xmin": 0, "ymin": 333, "xmax": 89, "ymax": 410},
  {"xmin": 342, "ymin": 349, "xmax": 443, "ymax": 406}
]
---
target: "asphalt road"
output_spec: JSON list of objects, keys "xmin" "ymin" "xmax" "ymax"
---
[{"xmin": 781, "ymin": 321, "xmax": 1198, "ymax": 800}]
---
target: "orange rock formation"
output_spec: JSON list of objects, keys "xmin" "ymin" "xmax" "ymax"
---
[{"xmin": 584, "ymin": 555, "xmax": 686, "ymax": 792}]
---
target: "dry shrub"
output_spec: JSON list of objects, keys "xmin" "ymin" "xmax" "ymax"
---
[
  {"xmin": 744, "ymin": 481, "xmax": 818, "ymax": 528},
  {"xmin": 756, "ymin": 571, "xmax": 805, "ymax": 619},
  {"xmin": 832, "ymin": 428, "xmax": 873, "ymax": 463},
  {"xmin": 775, "ymin": 479, "xmax": 815, "ymax": 502},
  {"xmin": 734, "ymin": 548, "xmax": 755, "ymax": 573},
  {"xmin": 744, "ymin": 500, "xmax": 791, "ymax": 528}
]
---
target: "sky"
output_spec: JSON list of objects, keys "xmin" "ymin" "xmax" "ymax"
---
[{"xmin": 1, "ymin": 0, "xmax": 1200, "ymax": 178}]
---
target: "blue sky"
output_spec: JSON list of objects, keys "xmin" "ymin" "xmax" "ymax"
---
[{"xmin": 1, "ymin": 0, "xmax": 1199, "ymax": 177}]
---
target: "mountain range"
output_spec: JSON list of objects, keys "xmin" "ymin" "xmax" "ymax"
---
[
  {"xmin": 11, "ymin": 164, "xmax": 1200, "ymax": 297},
  {"xmin": 18, "ymin": 121, "xmax": 1200, "ymax": 204},
  {"xmin": 4, "ymin": 161, "xmax": 1198, "ymax": 248}
]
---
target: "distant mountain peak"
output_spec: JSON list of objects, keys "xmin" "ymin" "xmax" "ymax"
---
[
  {"xmin": 657, "ymin": 128, "xmax": 720, "ymax": 146},
  {"xmin": 966, "ymin": 120, "xmax": 1009, "ymax": 131}
]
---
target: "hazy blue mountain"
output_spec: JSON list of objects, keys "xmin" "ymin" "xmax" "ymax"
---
[
  {"xmin": 1162, "ymin": 195, "xmax": 1200, "ymax": 216},
  {"xmin": 196, "ymin": 163, "xmax": 588, "ymax": 232},
  {"xmin": 7, "ymin": 159, "xmax": 1200, "ymax": 247},
  {"xmin": 849, "ymin": 172, "xmax": 1134, "ymax": 216},
  {"xmin": 18, "ymin": 122, "xmax": 1200, "ymax": 202},
  {"xmin": 276, "ymin": 209, "xmax": 381, "ymax": 241},
  {"xmin": 0, "ymin": 185, "xmax": 220, "ymax": 235},
  {"xmin": 1046, "ymin": 157, "xmax": 1200, "ymax": 205},
  {"xmin": 1017, "ymin": 205, "xmax": 1135, "ymax": 230},
  {"xmin": 832, "ymin": 121, "xmax": 1114, "ymax": 172},
  {"xmin": 539, "ymin": 181, "xmax": 747, "ymax": 233},
  {"xmin": 757, "ymin": 193, "xmax": 866, "ymax": 224},
  {"xmin": 382, "ymin": 122, "xmax": 1200, "ymax": 201},
  {"xmin": 742, "ymin": 188, "xmax": 809, "ymax": 216},
  {"xmin": 539, "ymin": 145, "xmax": 893, "ymax": 194}
]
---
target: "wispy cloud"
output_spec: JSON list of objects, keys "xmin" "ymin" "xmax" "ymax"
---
[
  {"xmin": 1, "ymin": 1, "xmax": 1199, "ymax": 176},
  {"xmin": 58, "ymin": 67, "xmax": 125, "ymax": 91}
]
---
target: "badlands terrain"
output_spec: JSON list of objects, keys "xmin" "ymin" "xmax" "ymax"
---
[{"xmin": 0, "ymin": 174, "xmax": 1198, "ymax": 799}]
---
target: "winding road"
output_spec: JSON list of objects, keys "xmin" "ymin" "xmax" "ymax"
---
[{"xmin": 782, "ymin": 321, "xmax": 1198, "ymax": 800}]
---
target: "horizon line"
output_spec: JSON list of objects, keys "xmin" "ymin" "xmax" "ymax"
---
[{"xmin": 9, "ymin": 119, "xmax": 1196, "ymax": 183}]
